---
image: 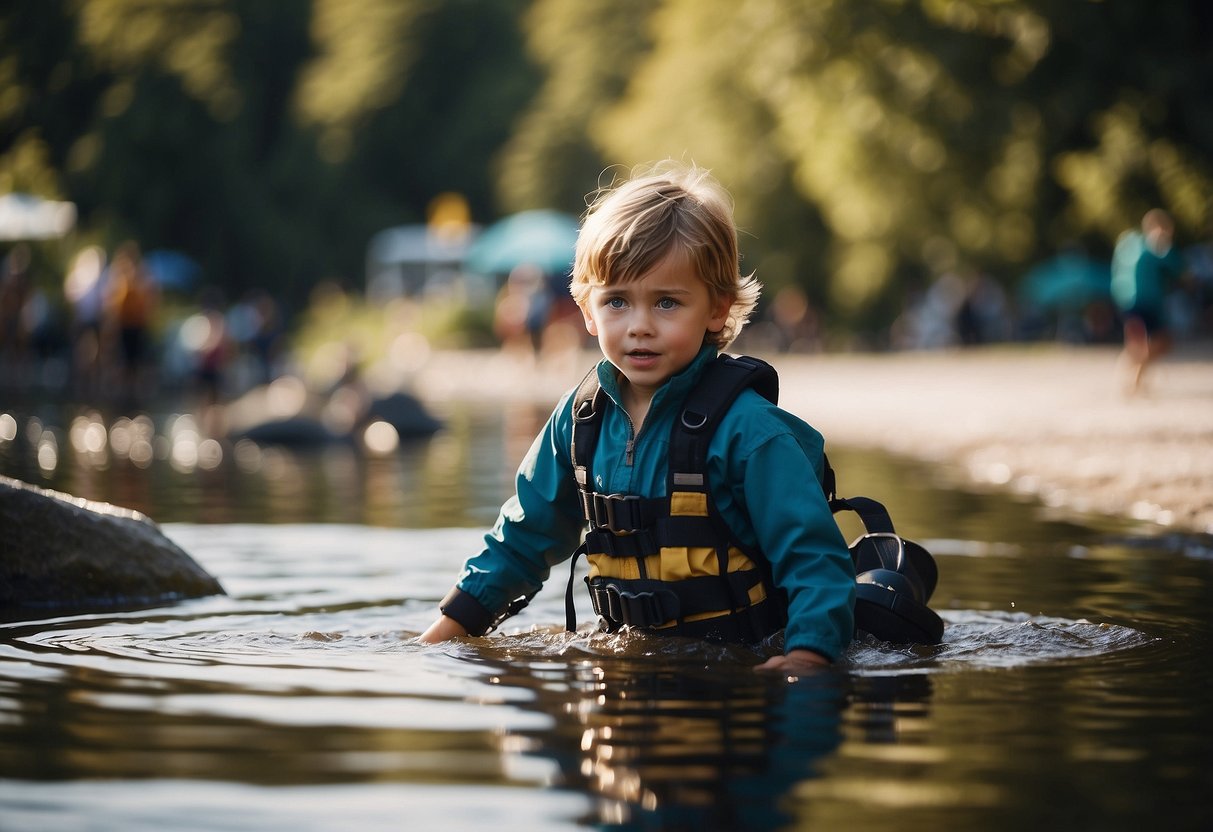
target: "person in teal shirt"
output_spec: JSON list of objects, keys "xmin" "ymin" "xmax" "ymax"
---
[
  {"xmin": 1112, "ymin": 209, "xmax": 1185, "ymax": 394},
  {"xmin": 421, "ymin": 162, "xmax": 855, "ymax": 673}
]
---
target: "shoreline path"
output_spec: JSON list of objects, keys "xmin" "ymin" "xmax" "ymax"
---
[{"xmin": 408, "ymin": 342, "xmax": 1213, "ymax": 535}]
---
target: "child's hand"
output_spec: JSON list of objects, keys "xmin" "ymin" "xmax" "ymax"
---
[
  {"xmin": 418, "ymin": 615, "xmax": 469, "ymax": 644},
  {"xmin": 753, "ymin": 648, "xmax": 830, "ymax": 676}
]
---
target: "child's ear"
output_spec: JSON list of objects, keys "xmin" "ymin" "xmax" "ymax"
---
[
  {"xmin": 581, "ymin": 304, "xmax": 598, "ymax": 336},
  {"xmin": 708, "ymin": 292, "xmax": 733, "ymax": 332}
]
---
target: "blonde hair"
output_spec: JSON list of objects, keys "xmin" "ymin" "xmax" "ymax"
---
[{"xmin": 571, "ymin": 162, "xmax": 760, "ymax": 348}]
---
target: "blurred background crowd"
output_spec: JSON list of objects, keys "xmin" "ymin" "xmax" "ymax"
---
[{"xmin": 2, "ymin": 1, "xmax": 1212, "ymax": 427}]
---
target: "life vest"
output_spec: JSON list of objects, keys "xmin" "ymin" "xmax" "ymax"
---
[
  {"xmin": 565, "ymin": 354, "xmax": 944, "ymax": 646},
  {"xmin": 566, "ymin": 354, "xmax": 787, "ymax": 644}
]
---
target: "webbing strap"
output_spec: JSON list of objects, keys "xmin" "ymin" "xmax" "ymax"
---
[
  {"xmin": 668, "ymin": 355, "xmax": 778, "ymax": 479},
  {"xmin": 565, "ymin": 544, "xmax": 586, "ymax": 632},
  {"xmin": 588, "ymin": 571, "xmax": 766, "ymax": 626},
  {"xmin": 582, "ymin": 514, "xmax": 722, "ymax": 557},
  {"xmin": 829, "ymin": 495, "xmax": 897, "ymax": 534},
  {"xmin": 570, "ymin": 367, "xmax": 605, "ymax": 492}
]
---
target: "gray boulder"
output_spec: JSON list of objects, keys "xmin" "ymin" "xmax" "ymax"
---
[{"xmin": 0, "ymin": 476, "xmax": 224, "ymax": 619}]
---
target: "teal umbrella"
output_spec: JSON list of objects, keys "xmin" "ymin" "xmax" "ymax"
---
[
  {"xmin": 1020, "ymin": 253, "xmax": 1111, "ymax": 311},
  {"xmin": 465, "ymin": 210, "xmax": 579, "ymax": 276}
]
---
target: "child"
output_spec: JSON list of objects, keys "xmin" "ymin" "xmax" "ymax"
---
[{"xmin": 420, "ymin": 163, "xmax": 855, "ymax": 673}]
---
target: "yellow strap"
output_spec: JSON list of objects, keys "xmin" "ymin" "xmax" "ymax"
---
[
  {"xmin": 587, "ymin": 546, "xmax": 757, "ymax": 580},
  {"xmin": 669, "ymin": 490, "xmax": 708, "ymax": 517}
]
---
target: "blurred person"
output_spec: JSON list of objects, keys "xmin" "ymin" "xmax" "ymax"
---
[
  {"xmin": 20, "ymin": 281, "xmax": 62, "ymax": 388},
  {"xmin": 769, "ymin": 285, "xmax": 822, "ymax": 352},
  {"xmin": 225, "ymin": 289, "xmax": 283, "ymax": 391},
  {"xmin": 892, "ymin": 271, "xmax": 965, "ymax": 349},
  {"xmin": 1112, "ymin": 209, "xmax": 1185, "ymax": 395},
  {"xmin": 493, "ymin": 263, "xmax": 551, "ymax": 359},
  {"xmin": 248, "ymin": 290, "xmax": 286, "ymax": 384},
  {"xmin": 64, "ymin": 245, "xmax": 109, "ymax": 400},
  {"xmin": 0, "ymin": 244, "xmax": 33, "ymax": 391},
  {"xmin": 537, "ymin": 267, "xmax": 589, "ymax": 370},
  {"xmin": 105, "ymin": 241, "xmax": 159, "ymax": 409},
  {"xmin": 420, "ymin": 162, "xmax": 855, "ymax": 675},
  {"xmin": 188, "ymin": 288, "xmax": 233, "ymax": 438},
  {"xmin": 956, "ymin": 269, "xmax": 1011, "ymax": 346}
]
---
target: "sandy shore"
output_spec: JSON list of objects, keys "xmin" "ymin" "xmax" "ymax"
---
[{"xmin": 405, "ymin": 342, "xmax": 1213, "ymax": 534}]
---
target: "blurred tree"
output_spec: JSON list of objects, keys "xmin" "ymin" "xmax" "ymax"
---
[
  {"xmin": 507, "ymin": 0, "xmax": 1212, "ymax": 330},
  {"xmin": 0, "ymin": 0, "xmax": 537, "ymax": 311},
  {"xmin": 343, "ymin": 0, "xmax": 539, "ymax": 222},
  {"xmin": 0, "ymin": 2, "xmax": 109, "ymax": 199},
  {"xmin": 591, "ymin": 0, "xmax": 1053, "ymax": 319},
  {"xmin": 3, "ymin": 0, "xmax": 1210, "ymax": 339},
  {"xmin": 494, "ymin": 0, "xmax": 659, "ymax": 216}
]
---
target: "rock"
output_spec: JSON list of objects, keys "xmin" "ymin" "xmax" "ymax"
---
[
  {"xmin": 233, "ymin": 416, "xmax": 339, "ymax": 447},
  {"xmin": 364, "ymin": 392, "xmax": 444, "ymax": 438},
  {"xmin": 0, "ymin": 476, "xmax": 224, "ymax": 619},
  {"xmin": 224, "ymin": 376, "xmax": 443, "ymax": 448}
]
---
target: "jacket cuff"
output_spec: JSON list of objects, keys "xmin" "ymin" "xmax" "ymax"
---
[{"xmin": 440, "ymin": 586, "xmax": 496, "ymax": 636}]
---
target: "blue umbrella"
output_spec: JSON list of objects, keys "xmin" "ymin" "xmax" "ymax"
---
[
  {"xmin": 465, "ymin": 209, "xmax": 579, "ymax": 276},
  {"xmin": 144, "ymin": 249, "xmax": 203, "ymax": 292}
]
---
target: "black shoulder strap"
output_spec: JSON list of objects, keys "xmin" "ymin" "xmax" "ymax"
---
[
  {"xmin": 570, "ymin": 366, "xmax": 605, "ymax": 489},
  {"xmin": 572, "ymin": 354, "xmax": 779, "ymax": 481},
  {"xmin": 668, "ymin": 354, "xmax": 779, "ymax": 478}
]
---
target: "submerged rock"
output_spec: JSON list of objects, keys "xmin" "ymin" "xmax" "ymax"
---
[
  {"xmin": 363, "ymin": 392, "xmax": 444, "ymax": 438},
  {"xmin": 232, "ymin": 415, "xmax": 338, "ymax": 447},
  {"xmin": 0, "ymin": 475, "xmax": 224, "ymax": 619},
  {"xmin": 225, "ymin": 379, "xmax": 443, "ymax": 448}
]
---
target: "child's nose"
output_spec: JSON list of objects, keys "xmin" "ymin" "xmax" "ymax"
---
[{"xmin": 627, "ymin": 308, "xmax": 654, "ymax": 335}]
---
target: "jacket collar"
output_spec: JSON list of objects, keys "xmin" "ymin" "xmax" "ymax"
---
[{"xmin": 595, "ymin": 343, "xmax": 720, "ymax": 422}]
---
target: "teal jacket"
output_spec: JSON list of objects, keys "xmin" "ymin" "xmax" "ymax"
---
[
  {"xmin": 1112, "ymin": 230, "xmax": 1184, "ymax": 313},
  {"xmin": 454, "ymin": 345, "xmax": 856, "ymax": 660}
]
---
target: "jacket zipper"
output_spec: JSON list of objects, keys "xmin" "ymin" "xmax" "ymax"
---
[
  {"xmin": 622, "ymin": 409, "xmax": 638, "ymax": 466},
  {"xmin": 609, "ymin": 385, "xmax": 640, "ymax": 467}
]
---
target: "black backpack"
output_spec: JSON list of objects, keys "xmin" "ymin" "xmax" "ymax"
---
[{"xmin": 573, "ymin": 354, "xmax": 944, "ymax": 646}]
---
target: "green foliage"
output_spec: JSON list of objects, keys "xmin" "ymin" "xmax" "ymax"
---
[
  {"xmin": 2, "ymin": 0, "xmax": 1209, "ymax": 338},
  {"xmin": 505, "ymin": 0, "xmax": 1213, "ymax": 329},
  {"xmin": 1, "ymin": 0, "xmax": 536, "ymax": 313}
]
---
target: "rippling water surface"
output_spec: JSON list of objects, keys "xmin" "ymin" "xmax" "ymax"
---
[{"xmin": 2, "ymin": 401, "xmax": 1211, "ymax": 831}]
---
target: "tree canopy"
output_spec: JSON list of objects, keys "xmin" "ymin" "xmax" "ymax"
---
[{"xmin": 3, "ymin": 0, "xmax": 1209, "ymax": 333}]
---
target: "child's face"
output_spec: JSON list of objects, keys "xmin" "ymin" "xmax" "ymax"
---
[{"xmin": 581, "ymin": 248, "xmax": 731, "ymax": 399}]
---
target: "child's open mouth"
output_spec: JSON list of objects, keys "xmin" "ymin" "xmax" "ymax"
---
[{"xmin": 626, "ymin": 350, "xmax": 659, "ymax": 367}]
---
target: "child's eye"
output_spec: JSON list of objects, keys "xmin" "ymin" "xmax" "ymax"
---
[
  {"xmin": 656, "ymin": 297, "xmax": 679, "ymax": 310},
  {"xmin": 605, "ymin": 296, "xmax": 627, "ymax": 309}
]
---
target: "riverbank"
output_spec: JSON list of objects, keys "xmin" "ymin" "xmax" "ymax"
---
[{"xmin": 405, "ymin": 341, "xmax": 1213, "ymax": 535}]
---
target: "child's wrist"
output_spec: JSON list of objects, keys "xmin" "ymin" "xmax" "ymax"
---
[
  {"xmin": 438, "ymin": 586, "xmax": 495, "ymax": 635},
  {"xmin": 784, "ymin": 648, "xmax": 830, "ymax": 666}
]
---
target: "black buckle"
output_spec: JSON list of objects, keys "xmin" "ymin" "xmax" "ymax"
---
[
  {"xmin": 589, "ymin": 493, "xmax": 643, "ymax": 533},
  {"xmin": 591, "ymin": 582, "xmax": 679, "ymax": 628},
  {"xmin": 574, "ymin": 397, "xmax": 596, "ymax": 422}
]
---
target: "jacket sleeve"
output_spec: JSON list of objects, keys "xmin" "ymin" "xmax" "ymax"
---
[
  {"xmin": 444, "ymin": 391, "xmax": 586, "ymax": 632},
  {"xmin": 714, "ymin": 401, "xmax": 855, "ymax": 660}
]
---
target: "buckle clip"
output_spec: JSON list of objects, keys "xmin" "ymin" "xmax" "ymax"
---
[
  {"xmin": 591, "ymin": 582, "xmax": 680, "ymax": 628},
  {"xmin": 591, "ymin": 493, "xmax": 642, "ymax": 534}
]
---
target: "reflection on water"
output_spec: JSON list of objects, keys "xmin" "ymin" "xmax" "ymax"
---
[
  {"xmin": 0, "ymin": 401, "xmax": 549, "ymax": 528},
  {"xmin": 2, "ymin": 401, "xmax": 1212, "ymax": 831}
]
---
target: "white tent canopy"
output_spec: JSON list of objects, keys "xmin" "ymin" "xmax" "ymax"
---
[{"xmin": 0, "ymin": 192, "xmax": 77, "ymax": 241}]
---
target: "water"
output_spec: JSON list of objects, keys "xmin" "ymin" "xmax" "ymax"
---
[{"xmin": 2, "ymin": 400, "xmax": 1212, "ymax": 831}]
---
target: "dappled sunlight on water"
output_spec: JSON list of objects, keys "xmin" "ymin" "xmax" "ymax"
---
[{"xmin": 3, "ymin": 406, "xmax": 1212, "ymax": 831}]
